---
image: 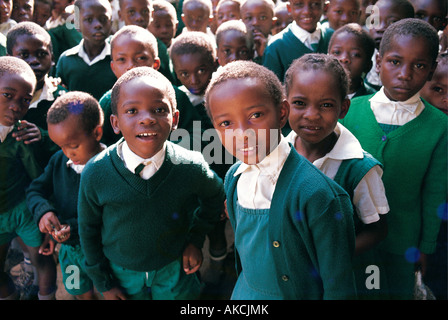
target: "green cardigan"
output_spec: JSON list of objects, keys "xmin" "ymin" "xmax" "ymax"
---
[
  {"xmin": 225, "ymin": 147, "xmax": 356, "ymax": 299},
  {"xmin": 78, "ymin": 139, "xmax": 225, "ymax": 293},
  {"xmin": 340, "ymin": 94, "xmax": 447, "ymax": 255}
]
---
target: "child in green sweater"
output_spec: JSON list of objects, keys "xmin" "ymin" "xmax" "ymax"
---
[
  {"xmin": 205, "ymin": 60, "xmax": 356, "ymax": 299},
  {"xmin": 78, "ymin": 67, "xmax": 225, "ymax": 300},
  {"xmin": 0, "ymin": 56, "xmax": 56, "ymax": 300},
  {"xmin": 341, "ymin": 18, "xmax": 447, "ymax": 299},
  {"xmin": 26, "ymin": 91, "xmax": 105, "ymax": 300}
]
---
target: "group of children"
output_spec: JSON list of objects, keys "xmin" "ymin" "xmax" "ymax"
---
[{"xmin": 0, "ymin": 0, "xmax": 446, "ymax": 301}]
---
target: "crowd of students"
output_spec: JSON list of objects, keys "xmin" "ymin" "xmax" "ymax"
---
[{"xmin": 0, "ymin": 0, "xmax": 446, "ymax": 301}]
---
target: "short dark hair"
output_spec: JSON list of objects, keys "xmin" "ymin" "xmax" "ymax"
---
[
  {"xmin": 110, "ymin": 25, "xmax": 158, "ymax": 58},
  {"xmin": 329, "ymin": 23, "xmax": 375, "ymax": 63},
  {"xmin": 284, "ymin": 53, "xmax": 350, "ymax": 101},
  {"xmin": 0, "ymin": 56, "xmax": 36, "ymax": 87},
  {"xmin": 170, "ymin": 31, "xmax": 216, "ymax": 66},
  {"xmin": 6, "ymin": 21, "xmax": 53, "ymax": 55},
  {"xmin": 47, "ymin": 91, "xmax": 104, "ymax": 134},
  {"xmin": 379, "ymin": 18, "xmax": 439, "ymax": 63},
  {"xmin": 205, "ymin": 60, "xmax": 284, "ymax": 116},
  {"xmin": 110, "ymin": 66, "xmax": 176, "ymax": 115},
  {"xmin": 74, "ymin": 0, "xmax": 112, "ymax": 12}
]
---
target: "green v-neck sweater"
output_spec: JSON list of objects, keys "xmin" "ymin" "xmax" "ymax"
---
[
  {"xmin": 340, "ymin": 95, "xmax": 447, "ymax": 255},
  {"xmin": 78, "ymin": 139, "xmax": 225, "ymax": 292}
]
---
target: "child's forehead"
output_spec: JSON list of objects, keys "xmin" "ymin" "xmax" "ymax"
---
[
  {"xmin": 120, "ymin": 0, "xmax": 151, "ymax": 9},
  {"xmin": 184, "ymin": 1, "xmax": 210, "ymax": 13},
  {"xmin": 384, "ymin": 34, "xmax": 434, "ymax": 59},
  {"xmin": 241, "ymin": 0, "xmax": 273, "ymax": 13},
  {"xmin": 81, "ymin": 0, "xmax": 112, "ymax": 14},
  {"xmin": 328, "ymin": 0, "xmax": 359, "ymax": 8},
  {"xmin": 0, "ymin": 72, "xmax": 35, "ymax": 90},
  {"xmin": 173, "ymin": 51, "xmax": 214, "ymax": 66},
  {"xmin": 14, "ymin": 33, "xmax": 51, "ymax": 48},
  {"xmin": 332, "ymin": 31, "xmax": 365, "ymax": 47}
]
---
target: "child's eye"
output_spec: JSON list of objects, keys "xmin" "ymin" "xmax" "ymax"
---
[
  {"xmin": 432, "ymin": 86, "xmax": 444, "ymax": 93},
  {"xmin": 330, "ymin": 49, "xmax": 340, "ymax": 56},
  {"xmin": 415, "ymin": 63, "xmax": 426, "ymax": 70},
  {"xmin": 23, "ymin": 98, "xmax": 32, "ymax": 105},
  {"xmin": 197, "ymin": 68, "xmax": 205, "ymax": 75},
  {"xmin": 128, "ymin": 10, "xmax": 135, "ymax": 16},
  {"xmin": 154, "ymin": 107, "xmax": 167, "ymax": 114},
  {"xmin": 125, "ymin": 108, "xmax": 137, "ymax": 114},
  {"xmin": 219, "ymin": 120, "xmax": 230, "ymax": 127},
  {"xmin": 390, "ymin": 59, "xmax": 400, "ymax": 66},
  {"xmin": 136, "ymin": 55, "xmax": 149, "ymax": 61},
  {"xmin": 259, "ymin": 15, "xmax": 267, "ymax": 21},
  {"xmin": 250, "ymin": 112, "xmax": 262, "ymax": 119},
  {"xmin": 115, "ymin": 57, "xmax": 125, "ymax": 62},
  {"xmin": 180, "ymin": 72, "xmax": 188, "ymax": 78},
  {"xmin": 2, "ymin": 92, "xmax": 12, "ymax": 99},
  {"xmin": 321, "ymin": 103, "xmax": 333, "ymax": 108},
  {"xmin": 292, "ymin": 100, "xmax": 305, "ymax": 107}
]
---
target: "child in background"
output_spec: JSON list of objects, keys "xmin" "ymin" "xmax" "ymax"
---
[
  {"xmin": 240, "ymin": 0, "xmax": 274, "ymax": 63},
  {"xmin": 328, "ymin": 23, "xmax": 377, "ymax": 99},
  {"xmin": 365, "ymin": 0, "xmax": 414, "ymax": 91},
  {"xmin": 148, "ymin": 0, "xmax": 178, "ymax": 48},
  {"xmin": 272, "ymin": 2, "xmax": 292, "ymax": 36},
  {"xmin": 78, "ymin": 66, "xmax": 225, "ymax": 300},
  {"xmin": 0, "ymin": 56, "xmax": 56, "ymax": 300},
  {"xmin": 181, "ymin": 0, "xmax": 215, "ymax": 41},
  {"xmin": 26, "ymin": 91, "xmax": 105, "ymax": 300},
  {"xmin": 359, "ymin": 0, "xmax": 377, "ymax": 26},
  {"xmin": 420, "ymin": 52, "xmax": 448, "ymax": 115},
  {"xmin": 341, "ymin": 18, "xmax": 447, "ymax": 299},
  {"xmin": 205, "ymin": 60, "xmax": 356, "ymax": 299},
  {"xmin": 263, "ymin": 0, "xmax": 333, "ymax": 82},
  {"xmin": 412, "ymin": 0, "xmax": 447, "ymax": 32},
  {"xmin": 323, "ymin": 0, "xmax": 361, "ymax": 31},
  {"xmin": 46, "ymin": 0, "xmax": 73, "ymax": 29},
  {"xmin": 33, "ymin": 0, "xmax": 52, "ymax": 27},
  {"xmin": 56, "ymin": 0, "xmax": 116, "ymax": 101},
  {"xmin": 216, "ymin": 19, "xmax": 254, "ymax": 67},
  {"xmin": 284, "ymin": 53, "xmax": 389, "ymax": 299},
  {"xmin": 0, "ymin": 0, "xmax": 17, "ymax": 35},
  {"xmin": 11, "ymin": 0, "xmax": 34, "ymax": 23},
  {"xmin": 215, "ymin": 0, "xmax": 241, "ymax": 29}
]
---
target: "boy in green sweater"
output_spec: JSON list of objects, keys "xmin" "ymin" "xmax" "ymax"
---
[
  {"xmin": 0, "ymin": 56, "xmax": 56, "ymax": 300},
  {"xmin": 340, "ymin": 18, "xmax": 447, "ymax": 299},
  {"xmin": 26, "ymin": 91, "xmax": 105, "ymax": 300},
  {"xmin": 78, "ymin": 66, "xmax": 225, "ymax": 300}
]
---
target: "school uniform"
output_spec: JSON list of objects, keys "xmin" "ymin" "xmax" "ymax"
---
[{"xmin": 263, "ymin": 21, "xmax": 334, "ymax": 82}]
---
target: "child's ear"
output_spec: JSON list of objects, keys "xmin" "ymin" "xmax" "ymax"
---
[
  {"xmin": 278, "ymin": 99, "xmax": 290, "ymax": 129},
  {"xmin": 375, "ymin": 52, "xmax": 382, "ymax": 73},
  {"xmin": 181, "ymin": 13, "xmax": 186, "ymax": 25},
  {"xmin": 153, "ymin": 57, "xmax": 161, "ymax": 70},
  {"xmin": 286, "ymin": 2, "xmax": 291, "ymax": 13},
  {"xmin": 338, "ymin": 98, "xmax": 350, "ymax": 119},
  {"xmin": 110, "ymin": 114, "xmax": 121, "ymax": 134},
  {"xmin": 93, "ymin": 124, "xmax": 103, "ymax": 141},
  {"xmin": 171, "ymin": 109, "xmax": 180, "ymax": 131}
]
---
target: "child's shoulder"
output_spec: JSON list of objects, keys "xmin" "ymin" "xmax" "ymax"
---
[{"xmin": 167, "ymin": 141, "xmax": 210, "ymax": 169}]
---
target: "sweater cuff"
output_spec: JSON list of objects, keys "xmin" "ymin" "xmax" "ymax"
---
[{"xmin": 419, "ymin": 240, "xmax": 437, "ymax": 255}]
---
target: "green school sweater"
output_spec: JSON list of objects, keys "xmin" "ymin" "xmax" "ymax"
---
[
  {"xmin": 263, "ymin": 24, "xmax": 334, "ymax": 82},
  {"xmin": 225, "ymin": 147, "xmax": 356, "ymax": 299},
  {"xmin": 340, "ymin": 95, "xmax": 447, "ymax": 255},
  {"xmin": 78, "ymin": 139, "xmax": 225, "ymax": 292}
]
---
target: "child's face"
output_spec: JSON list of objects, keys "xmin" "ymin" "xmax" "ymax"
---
[
  {"xmin": 240, "ymin": 0, "xmax": 274, "ymax": 37},
  {"xmin": 413, "ymin": 0, "xmax": 447, "ymax": 31},
  {"xmin": 208, "ymin": 77, "xmax": 289, "ymax": 164},
  {"xmin": 182, "ymin": 2, "xmax": 211, "ymax": 33},
  {"xmin": 216, "ymin": 1, "xmax": 240, "ymax": 28},
  {"xmin": 377, "ymin": 35, "xmax": 436, "ymax": 102},
  {"xmin": 420, "ymin": 63, "xmax": 448, "ymax": 115},
  {"xmin": 287, "ymin": 0, "xmax": 323, "ymax": 33},
  {"xmin": 0, "ymin": 0, "xmax": 12, "ymax": 24},
  {"xmin": 368, "ymin": 1, "xmax": 407, "ymax": 49},
  {"xmin": 172, "ymin": 52, "xmax": 216, "ymax": 96},
  {"xmin": 33, "ymin": 1, "xmax": 52, "ymax": 27},
  {"xmin": 326, "ymin": 0, "xmax": 360, "ymax": 30},
  {"xmin": 0, "ymin": 72, "xmax": 34, "ymax": 127},
  {"xmin": 11, "ymin": 0, "xmax": 34, "ymax": 23},
  {"xmin": 110, "ymin": 76, "xmax": 179, "ymax": 159},
  {"xmin": 272, "ymin": 6, "xmax": 293, "ymax": 35},
  {"xmin": 48, "ymin": 114, "xmax": 102, "ymax": 165},
  {"xmin": 148, "ymin": 9, "xmax": 177, "ymax": 48},
  {"xmin": 11, "ymin": 34, "xmax": 53, "ymax": 90},
  {"xmin": 111, "ymin": 35, "xmax": 160, "ymax": 78},
  {"xmin": 328, "ymin": 31, "xmax": 371, "ymax": 84},
  {"xmin": 217, "ymin": 30, "xmax": 253, "ymax": 66},
  {"xmin": 119, "ymin": 0, "xmax": 152, "ymax": 29},
  {"xmin": 52, "ymin": 0, "xmax": 71, "ymax": 13},
  {"xmin": 287, "ymin": 69, "xmax": 349, "ymax": 147},
  {"xmin": 79, "ymin": 0, "xmax": 112, "ymax": 47}
]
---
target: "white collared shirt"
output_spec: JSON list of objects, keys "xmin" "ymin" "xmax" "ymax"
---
[
  {"xmin": 65, "ymin": 39, "xmax": 111, "ymax": 66},
  {"xmin": 0, "ymin": 19, "xmax": 17, "ymax": 36},
  {"xmin": 234, "ymin": 136, "xmax": 291, "ymax": 209},
  {"xmin": 0, "ymin": 124, "xmax": 14, "ymax": 143},
  {"xmin": 286, "ymin": 123, "xmax": 389, "ymax": 223},
  {"xmin": 369, "ymin": 87, "xmax": 425, "ymax": 126},
  {"xmin": 118, "ymin": 140, "xmax": 166, "ymax": 180},
  {"xmin": 179, "ymin": 85, "xmax": 205, "ymax": 106},
  {"xmin": 29, "ymin": 76, "xmax": 63, "ymax": 110},
  {"xmin": 66, "ymin": 143, "xmax": 107, "ymax": 174},
  {"xmin": 289, "ymin": 20, "xmax": 322, "ymax": 50}
]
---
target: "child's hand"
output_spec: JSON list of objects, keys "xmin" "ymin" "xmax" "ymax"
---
[
  {"xmin": 182, "ymin": 243, "xmax": 203, "ymax": 274},
  {"xmin": 39, "ymin": 233, "xmax": 55, "ymax": 255},
  {"xmin": 102, "ymin": 287, "xmax": 127, "ymax": 300},
  {"xmin": 13, "ymin": 120, "xmax": 42, "ymax": 144},
  {"xmin": 52, "ymin": 224, "xmax": 71, "ymax": 243},
  {"xmin": 252, "ymin": 29, "xmax": 268, "ymax": 58},
  {"xmin": 39, "ymin": 211, "xmax": 61, "ymax": 234}
]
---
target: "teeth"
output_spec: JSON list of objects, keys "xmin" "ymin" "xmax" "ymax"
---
[
  {"xmin": 240, "ymin": 146, "xmax": 255, "ymax": 152},
  {"xmin": 138, "ymin": 133, "xmax": 156, "ymax": 137}
]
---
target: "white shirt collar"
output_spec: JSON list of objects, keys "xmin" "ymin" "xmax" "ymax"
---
[
  {"xmin": 120, "ymin": 140, "xmax": 166, "ymax": 176},
  {"xmin": 0, "ymin": 124, "xmax": 14, "ymax": 143},
  {"xmin": 66, "ymin": 143, "xmax": 107, "ymax": 174},
  {"xmin": 29, "ymin": 76, "xmax": 62, "ymax": 110},
  {"xmin": 179, "ymin": 85, "xmax": 205, "ymax": 106},
  {"xmin": 234, "ymin": 135, "xmax": 291, "ymax": 180},
  {"xmin": 370, "ymin": 87, "xmax": 422, "ymax": 114},
  {"xmin": 65, "ymin": 39, "xmax": 111, "ymax": 66},
  {"xmin": 290, "ymin": 20, "xmax": 321, "ymax": 49}
]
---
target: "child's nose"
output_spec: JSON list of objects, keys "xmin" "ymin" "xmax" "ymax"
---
[
  {"xmin": 139, "ymin": 111, "xmax": 156, "ymax": 124},
  {"xmin": 398, "ymin": 64, "xmax": 413, "ymax": 80}
]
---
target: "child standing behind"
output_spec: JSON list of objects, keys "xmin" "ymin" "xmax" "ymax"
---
[
  {"xmin": 148, "ymin": 0, "xmax": 179, "ymax": 49},
  {"xmin": 341, "ymin": 18, "xmax": 447, "ymax": 299},
  {"xmin": 0, "ymin": 56, "xmax": 56, "ymax": 300},
  {"xmin": 205, "ymin": 60, "xmax": 356, "ymax": 299},
  {"xmin": 284, "ymin": 54, "xmax": 389, "ymax": 299},
  {"xmin": 56, "ymin": 0, "xmax": 116, "ymax": 101},
  {"xmin": 263, "ymin": 0, "xmax": 334, "ymax": 82},
  {"xmin": 420, "ymin": 52, "xmax": 448, "ymax": 115},
  {"xmin": 78, "ymin": 67, "xmax": 225, "ymax": 299},
  {"xmin": 0, "ymin": 0, "xmax": 17, "ymax": 36},
  {"xmin": 328, "ymin": 23, "xmax": 377, "ymax": 99},
  {"xmin": 26, "ymin": 91, "xmax": 105, "ymax": 300},
  {"xmin": 216, "ymin": 19, "xmax": 254, "ymax": 67},
  {"xmin": 323, "ymin": 0, "xmax": 361, "ymax": 31}
]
